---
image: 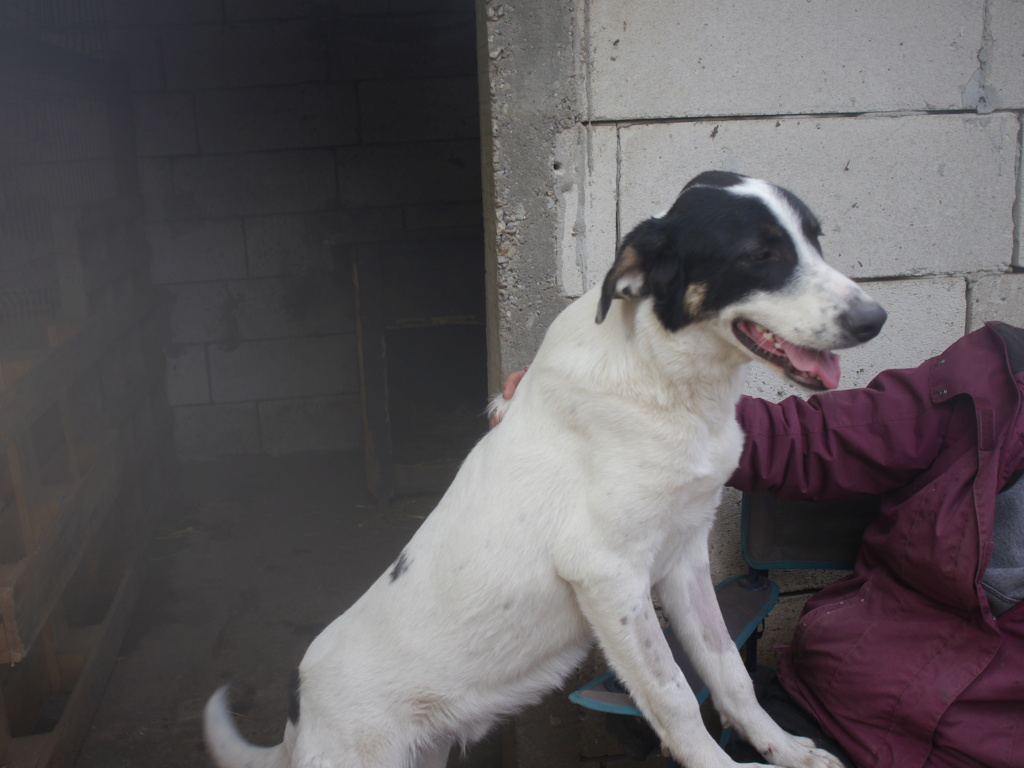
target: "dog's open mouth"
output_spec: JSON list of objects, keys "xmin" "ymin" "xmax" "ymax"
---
[{"xmin": 733, "ymin": 320, "xmax": 841, "ymax": 391}]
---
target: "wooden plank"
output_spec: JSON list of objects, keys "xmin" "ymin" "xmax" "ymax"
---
[
  {"xmin": 0, "ymin": 606, "xmax": 14, "ymax": 659},
  {"xmin": 41, "ymin": 561, "xmax": 141, "ymax": 768},
  {"xmin": 0, "ymin": 433, "xmax": 123, "ymax": 664},
  {"xmin": 0, "ymin": 296, "xmax": 150, "ymax": 452},
  {"xmin": 0, "ymin": 733, "xmax": 51, "ymax": 768},
  {"xmin": 0, "ymin": 559, "xmax": 141, "ymax": 768},
  {"xmin": 0, "ymin": 357, "xmax": 43, "ymax": 393},
  {"xmin": 50, "ymin": 211, "xmax": 88, "ymax": 324},
  {"xmin": 0, "ymin": 497, "xmax": 27, "ymax": 565},
  {"xmin": 0, "ymin": 673, "xmax": 10, "ymax": 758},
  {"xmin": 7, "ymin": 442, "xmax": 38, "ymax": 549},
  {"xmin": 56, "ymin": 626, "xmax": 101, "ymax": 692},
  {"xmin": 352, "ymin": 247, "xmax": 395, "ymax": 502},
  {"xmin": 0, "ymin": 629, "xmax": 54, "ymax": 739}
]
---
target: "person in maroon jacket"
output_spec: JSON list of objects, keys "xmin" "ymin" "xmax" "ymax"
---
[
  {"xmin": 728, "ymin": 320, "xmax": 1024, "ymax": 768},
  {"xmin": 496, "ymin": 321, "xmax": 1024, "ymax": 768}
]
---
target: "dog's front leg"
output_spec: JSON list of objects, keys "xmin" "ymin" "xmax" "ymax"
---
[
  {"xmin": 655, "ymin": 544, "xmax": 845, "ymax": 768},
  {"xmin": 572, "ymin": 572, "xmax": 773, "ymax": 768}
]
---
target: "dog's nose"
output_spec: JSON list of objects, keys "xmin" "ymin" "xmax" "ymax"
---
[{"xmin": 841, "ymin": 298, "xmax": 887, "ymax": 343}]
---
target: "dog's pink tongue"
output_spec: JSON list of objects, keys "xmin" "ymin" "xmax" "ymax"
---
[{"xmin": 780, "ymin": 341, "xmax": 842, "ymax": 390}]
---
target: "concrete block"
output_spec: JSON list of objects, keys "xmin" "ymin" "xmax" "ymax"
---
[
  {"xmin": 358, "ymin": 76, "xmax": 479, "ymax": 144},
  {"xmin": 709, "ymin": 487, "xmax": 746, "ymax": 585},
  {"xmin": 329, "ymin": 13, "xmax": 477, "ymax": 81},
  {"xmin": 224, "ymin": 0, "xmax": 376, "ymax": 20},
  {"xmin": 10, "ymin": 96, "xmax": 110, "ymax": 163},
  {"xmin": 389, "ymin": 0, "xmax": 475, "ymax": 12},
  {"xmin": 563, "ymin": 124, "xmax": 618, "ymax": 297},
  {"xmin": 245, "ymin": 214, "xmax": 334, "ymax": 277},
  {"xmin": 244, "ymin": 211, "xmax": 396, "ymax": 276},
  {"xmin": 402, "ymin": 201, "xmax": 482, "ymax": 231},
  {"xmin": 174, "ymin": 402, "xmax": 262, "ymax": 460},
  {"xmin": 611, "ymin": 113, "xmax": 1018, "ymax": 284},
  {"xmin": 166, "ymin": 283, "xmax": 232, "ymax": 345},
  {"xmin": 588, "ymin": 0, "xmax": 983, "ymax": 120},
  {"xmin": 105, "ymin": 27, "xmax": 165, "ymax": 91},
  {"xmin": 171, "ymin": 150, "xmax": 337, "ymax": 217},
  {"xmin": 104, "ymin": 0, "xmax": 223, "ymax": 24},
  {"xmin": 259, "ymin": 394, "xmax": 362, "ymax": 454},
  {"xmin": 335, "ymin": 140, "xmax": 480, "ymax": 208},
  {"xmin": 165, "ymin": 345, "xmax": 210, "ymax": 406},
  {"xmin": 208, "ymin": 335, "xmax": 357, "ymax": 403},
  {"xmin": 163, "ymin": 21, "xmax": 329, "ymax": 90},
  {"xmin": 229, "ymin": 276, "xmax": 354, "ymax": 340},
  {"xmin": 744, "ymin": 277, "xmax": 967, "ymax": 400},
  {"xmin": 984, "ymin": 0, "xmax": 1024, "ymax": 109},
  {"xmin": 17, "ymin": 161, "xmax": 116, "ymax": 208},
  {"xmin": 132, "ymin": 91, "xmax": 198, "ymax": 157},
  {"xmin": 195, "ymin": 84, "xmax": 359, "ymax": 153},
  {"xmin": 136, "ymin": 158, "xmax": 166, "ymax": 220},
  {"xmin": 148, "ymin": 219, "xmax": 247, "ymax": 284},
  {"xmin": 969, "ymin": 273, "xmax": 1024, "ymax": 330}
]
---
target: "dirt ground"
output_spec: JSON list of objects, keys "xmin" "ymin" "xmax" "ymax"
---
[{"xmin": 73, "ymin": 452, "xmax": 504, "ymax": 768}]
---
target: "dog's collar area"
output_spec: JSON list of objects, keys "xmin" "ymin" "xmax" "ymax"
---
[{"xmin": 732, "ymin": 320, "xmax": 840, "ymax": 391}]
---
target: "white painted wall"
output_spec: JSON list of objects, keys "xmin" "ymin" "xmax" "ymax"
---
[{"xmin": 484, "ymin": 0, "xmax": 1024, "ymax": 674}]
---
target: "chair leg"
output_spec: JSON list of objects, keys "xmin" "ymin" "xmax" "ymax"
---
[{"xmin": 745, "ymin": 630, "xmax": 760, "ymax": 673}]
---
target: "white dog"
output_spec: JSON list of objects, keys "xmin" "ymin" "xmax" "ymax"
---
[{"xmin": 205, "ymin": 171, "xmax": 885, "ymax": 768}]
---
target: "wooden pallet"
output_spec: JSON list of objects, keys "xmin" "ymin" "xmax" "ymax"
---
[
  {"xmin": 0, "ymin": 431, "xmax": 123, "ymax": 664},
  {"xmin": 1, "ymin": 556, "xmax": 142, "ymax": 768},
  {"xmin": 0, "ymin": 36, "xmax": 174, "ymax": 763},
  {"xmin": 0, "ymin": 296, "xmax": 172, "ymax": 768}
]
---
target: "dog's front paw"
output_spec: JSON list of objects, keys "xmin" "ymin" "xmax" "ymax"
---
[{"xmin": 764, "ymin": 735, "xmax": 844, "ymax": 768}]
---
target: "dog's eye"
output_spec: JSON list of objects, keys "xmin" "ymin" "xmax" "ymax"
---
[{"xmin": 750, "ymin": 250, "xmax": 775, "ymax": 263}]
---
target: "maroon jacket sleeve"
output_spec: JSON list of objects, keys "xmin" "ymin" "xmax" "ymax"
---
[{"xmin": 729, "ymin": 360, "xmax": 956, "ymax": 501}]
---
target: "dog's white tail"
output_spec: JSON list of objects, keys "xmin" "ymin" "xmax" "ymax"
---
[{"xmin": 204, "ymin": 686, "xmax": 290, "ymax": 768}]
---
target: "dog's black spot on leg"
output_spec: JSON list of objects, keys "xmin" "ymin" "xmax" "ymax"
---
[
  {"xmin": 288, "ymin": 669, "xmax": 301, "ymax": 724},
  {"xmin": 390, "ymin": 551, "xmax": 411, "ymax": 583},
  {"xmin": 620, "ymin": 615, "xmax": 629, "ymax": 625}
]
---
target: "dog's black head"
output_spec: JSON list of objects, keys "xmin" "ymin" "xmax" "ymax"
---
[{"xmin": 596, "ymin": 171, "xmax": 886, "ymax": 390}]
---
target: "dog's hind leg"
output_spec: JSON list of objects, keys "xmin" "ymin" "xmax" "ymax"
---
[{"xmin": 655, "ymin": 541, "xmax": 845, "ymax": 768}]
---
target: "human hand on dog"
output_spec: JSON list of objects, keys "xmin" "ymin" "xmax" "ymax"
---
[{"xmin": 489, "ymin": 366, "xmax": 528, "ymax": 428}]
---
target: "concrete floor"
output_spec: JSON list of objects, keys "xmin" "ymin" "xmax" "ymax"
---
[{"xmin": 74, "ymin": 452, "xmax": 504, "ymax": 768}]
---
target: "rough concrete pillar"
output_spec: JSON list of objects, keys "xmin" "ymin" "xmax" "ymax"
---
[{"xmin": 477, "ymin": 0, "xmax": 583, "ymax": 391}]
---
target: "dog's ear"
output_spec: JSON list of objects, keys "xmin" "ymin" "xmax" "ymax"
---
[
  {"xmin": 682, "ymin": 170, "xmax": 747, "ymax": 192},
  {"xmin": 596, "ymin": 217, "xmax": 669, "ymax": 324},
  {"xmin": 596, "ymin": 245, "xmax": 645, "ymax": 323}
]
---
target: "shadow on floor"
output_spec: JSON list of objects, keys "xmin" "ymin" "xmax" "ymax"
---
[{"xmin": 75, "ymin": 451, "xmax": 503, "ymax": 767}]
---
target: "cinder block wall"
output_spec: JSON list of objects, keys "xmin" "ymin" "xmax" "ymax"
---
[
  {"xmin": 92, "ymin": 0, "xmax": 481, "ymax": 460},
  {"xmin": 480, "ymin": 0, "xmax": 1023, "ymax": 763}
]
